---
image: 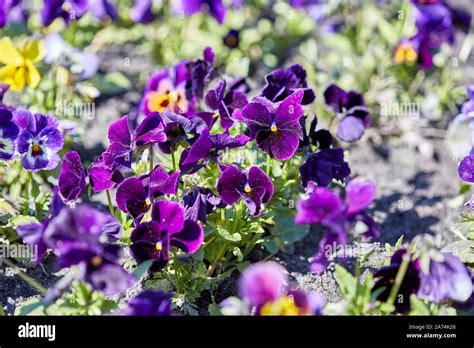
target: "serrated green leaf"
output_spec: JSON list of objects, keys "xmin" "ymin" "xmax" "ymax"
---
[{"xmin": 216, "ymin": 225, "xmax": 241, "ymax": 242}]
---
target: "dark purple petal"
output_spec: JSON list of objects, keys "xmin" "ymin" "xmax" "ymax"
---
[
  {"xmin": 16, "ymin": 222, "xmax": 48, "ymax": 264},
  {"xmin": 300, "ymin": 148, "xmax": 351, "ymax": 188},
  {"xmin": 216, "ymin": 165, "xmax": 246, "ymax": 205},
  {"xmin": 130, "ymin": 0, "xmax": 155, "ymax": 23},
  {"xmin": 121, "ymin": 290, "xmax": 173, "ymax": 316},
  {"xmin": 58, "ymin": 151, "xmax": 87, "ymax": 203},
  {"xmin": 108, "ymin": 115, "xmax": 131, "ymax": 148},
  {"xmin": 247, "ymin": 166, "xmax": 274, "ymax": 204},
  {"xmin": 181, "ymin": 127, "xmax": 212, "ymax": 165},
  {"xmin": 134, "ymin": 112, "xmax": 166, "ymax": 147},
  {"xmin": 275, "ymin": 89, "xmax": 304, "ymax": 128},
  {"xmin": 295, "ymin": 187, "xmax": 343, "ymax": 225},
  {"xmin": 115, "ymin": 178, "xmax": 149, "ymax": 219},
  {"xmin": 148, "ymin": 165, "xmax": 180, "ymax": 197},
  {"xmin": 170, "ymin": 219, "xmax": 204, "ymax": 253},
  {"xmin": 267, "ymin": 129, "xmax": 300, "ymax": 160},
  {"xmin": 151, "ymin": 200, "xmax": 185, "ymax": 235}
]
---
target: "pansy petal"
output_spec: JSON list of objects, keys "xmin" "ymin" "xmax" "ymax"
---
[
  {"xmin": 116, "ymin": 178, "xmax": 148, "ymax": 213},
  {"xmin": 268, "ymin": 129, "xmax": 300, "ymax": 160},
  {"xmin": 275, "ymin": 89, "xmax": 304, "ymax": 128},
  {"xmin": 337, "ymin": 116, "xmax": 365, "ymax": 143},
  {"xmin": 241, "ymin": 102, "xmax": 273, "ymax": 128},
  {"xmin": 170, "ymin": 220, "xmax": 204, "ymax": 253},
  {"xmin": 151, "ymin": 200, "xmax": 185, "ymax": 235},
  {"xmin": 135, "ymin": 112, "xmax": 166, "ymax": 147},
  {"xmin": 248, "ymin": 166, "xmax": 274, "ymax": 203},
  {"xmin": 38, "ymin": 127, "xmax": 64, "ymax": 152},
  {"xmin": 345, "ymin": 178, "xmax": 376, "ymax": 216},
  {"xmin": 216, "ymin": 165, "xmax": 246, "ymax": 205},
  {"xmin": 58, "ymin": 151, "xmax": 86, "ymax": 202},
  {"xmin": 108, "ymin": 115, "xmax": 131, "ymax": 147},
  {"xmin": 182, "ymin": 127, "xmax": 212, "ymax": 165}
]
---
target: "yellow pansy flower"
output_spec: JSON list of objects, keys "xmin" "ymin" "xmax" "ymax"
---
[{"xmin": 0, "ymin": 37, "xmax": 45, "ymax": 91}]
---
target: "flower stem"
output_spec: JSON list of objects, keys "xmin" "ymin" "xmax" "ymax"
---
[
  {"xmin": 23, "ymin": 171, "xmax": 32, "ymax": 215},
  {"xmin": 386, "ymin": 248, "xmax": 412, "ymax": 310},
  {"xmin": 105, "ymin": 190, "xmax": 115, "ymax": 216},
  {"xmin": 149, "ymin": 145, "xmax": 154, "ymax": 173},
  {"xmin": 2, "ymin": 258, "xmax": 47, "ymax": 294},
  {"xmin": 171, "ymin": 151, "xmax": 177, "ymax": 172},
  {"xmin": 266, "ymin": 154, "xmax": 271, "ymax": 176}
]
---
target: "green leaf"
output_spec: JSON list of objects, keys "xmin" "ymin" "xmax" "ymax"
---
[
  {"xmin": 19, "ymin": 299, "xmax": 45, "ymax": 315},
  {"xmin": 409, "ymin": 295, "xmax": 430, "ymax": 315},
  {"xmin": 208, "ymin": 303, "xmax": 221, "ymax": 316},
  {"xmin": 441, "ymin": 240, "xmax": 474, "ymax": 264},
  {"xmin": 262, "ymin": 237, "xmax": 279, "ymax": 254},
  {"xmin": 89, "ymin": 72, "xmax": 132, "ymax": 95},
  {"xmin": 271, "ymin": 214, "xmax": 309, "ymax": 244},
  {"xmin": 216, "ymin": 225, "xmax": 241, "ymax": 242},
  {"xmin": 334, "ymin": 265, "xmax": 356, "ymax": 297},
  {"xmin": 9, "ymin": 215, "xmax": 39, "ymax": 228},
  {"xmin": 133, "ymin": 260, "xmax": 153, "ymax": 279}
]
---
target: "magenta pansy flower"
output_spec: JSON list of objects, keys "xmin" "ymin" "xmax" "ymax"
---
[
  {"xmin": 130, "ymin": 201, "xmax": 204, "ymax": 273},
  {"xmin": 239, "ymin": 89, "xmax": 305, "ymax": 161},
  {"xmin": 116, "ymin": 165, "xmax": 180, "ymax": 222},
  {"xmin": 216, "ymin": 165, "xmax": 274, "ymax": 216}
]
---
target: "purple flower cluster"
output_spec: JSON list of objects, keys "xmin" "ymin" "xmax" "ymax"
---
[
  {"xmin": 221, "ymin": 261, "xmax": 324, "ymax": 315},
  {"xmin": 0, "ymin": 0, "xmax": 27, "ymax": 28},
  {"xmin": 0, "ymin": 106, "xmax": 64, "ymax": 172},
  {"xmin": 393, "ymin": 0, "xmax": 471, "ymax": 69},
  {"xmin": 18, "ymin": 197, "xmax": 134, "ymax": 296},
  {"xmin": 373, "ymin": 248, "xmax": 472, "ymax": 313},
  {"xmin": 296, "ymin": 178, "xmax": 379, "ymax": 274},
  {"xmin": 41, "ymin": 0, "xmax": 118, "ymax": 26}
]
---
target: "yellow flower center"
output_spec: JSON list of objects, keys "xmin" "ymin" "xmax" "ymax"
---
[
  {"xmin": 244, "ymin": 184, "xmax": 252, "ymax": 193},
  {"xmin": 91, "ymin": 256, "xmax": 103, "ymax": 267},
  {"xmin": 260, "ymin": 296, "xmax": 300, "ymax": 316},
  {"xmin": 155, "ymin": 242, "xmax": 163, "ymax": 251},
  {"xmin": 270, "ymin": 123, "xmax": 278, "ymax": 132},
  {"xmin": 394, "ymin": 43, "xmax": 418, "ymax": 64},
  {"xmin": 213, "ymin": 112, "xmax": 219, "ymax": 118},
  {"xmin": 31, "ymin": 144, "xmax": 42, "ymax": 155},
  {"xmin": 145, "ymin": 198, "xmax": 152, "ymax": 206}
]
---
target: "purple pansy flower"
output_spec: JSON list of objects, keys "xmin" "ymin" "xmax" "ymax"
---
[
  {"xmin": 216, "ymin": 165, "xmax": 274, "ymax": 216},
  {"xmin": 296, "ymin": 178, "xmax": 379, "ymax": 274},
  {"xmin": 130, "ymin": 201, "xmax": 204, "ymax": 273},
  {"xmin": 130, "ymin": 0, "xmax": 154, "ymax": 23},
  {"xmin": 205, "ymin": 78, "xmax": 249, "ymax": 130},
  {"xmin": 0, "ymin": 106, "xmax": 19, "ymax": 160},
  {"xmin": 299, "ymin": 116, "xmax": 333, "ymax": 150},
  {"xmin": 393, "ymin": 34, "xmax": 434, "ymax": 70},
  {"xmin": 43, "ymin": 205, "xmax": 130, "ymax": 295},
  {"xmin": 186, "ymin": 47, "xmax": 216, "ymax": 100},
  {"xmin": 458, "ymin": 154, "xmax": 474, "ymax": 209},
  {"xmin": 183, "ymin": 186, "xmax": 225, "ymax": 224},
  {"xmin": 418, "ymin": 252, "xmax": 472, "ymax": 303},
  {"xmin": 171, "ymin": 0, "xmax": 227, "ymax": 24},
  {"xmin": 116, "ymin": 165, "xmax": 180, "ymax": 222},
  {"xmin": 0, "ymin": 0, "xmax": 27, "ymax": 27},
  {"xmin": 261, "ymin": 65, "xmax": 315, "ymax": 105},
  {"xmin": 299, "ymin": 148, "xmax": 351, "ymax": 188},
  {"xmin": 179, "ymin": 127, "xmax": 250, "ymax": 174},
  {"xmin": 158, "ymin": 109, "xmax": 209, "ymax": 154},
  {"xmin": 223, "ymin": 29, "xmax": 240, "ymax": 49},
  {"xmin": 240, "ymin": 89, "xmax": 305, "ymax": 161},
  {"xmin": 88, "ymin": 0, "xmax": 118, "ymax": 20},
  {"xmin": 239, "ymin": 261, "xmax": 288, "ymax": 309},
  {"xmin": 16, "ymin": 188, "xmax": 65, "ymax": 264},
  {"xmin": 41, "ymin": 0, "xmax": 89, "ymax": 26},
  {"xmin": 373, "ymin": 248, "xmax": 421, "ymax": 313},
  {"xmin": 120, "ymin": 290, "xmax": 173, "ymax": 316},
  {"xmin": 13, "ymin": 109, "xmax": 64, "ymax": 172},
  {"xmin": 323, "ymin": 84, "xmax": 371, "ymax": 143},
  {"xmin": 141, "ymin": 62, "xmax": 191, "ymax": 116},
  {"xmin": 105, "ymin": 113, "xmax": 166, "ymax": 169},
  {"xmin": 58, "ymin": 151, "xmax": 124, "ymax": 203}
]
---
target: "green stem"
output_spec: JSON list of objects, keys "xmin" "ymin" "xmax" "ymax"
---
[
  {"xmin": 2, "ymin": 258, "xmax": 47, "ymax": 294},
  {"xmin": 266, "ymin": 154, "xmax": 271, "ymax": 176},
  {"xmin": 23, "ymin": 171, "xmax": 32, "ymax": 215},
  {"xmin": 386, "ymin": 248, "xmax": 412, "ymax": 310},
  {"xmin": 171, "ymin": 152, "xmax": 177, "ymax": 172},
  {"xmin": 105, "ymin": 190, "xmax": 115, "ymax": 216},
  {"xmin": 149, "ymin": 145, "xmax": 154, "ymax": 173}
]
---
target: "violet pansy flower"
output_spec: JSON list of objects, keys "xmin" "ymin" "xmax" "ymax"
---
[
  {"xmin": 58, "ymin": 151, "xmax": 124, "ymax": 203},
  {"xmin": 323, "ymin": 84, "xmax": 371, "ymax": 143},
  {"xmin": 116, "ymin": 165, "xmax": 180, "ymax": 222},
  {"xmin": 179, "ymin": 127, "xmax": 250, "ymax": 174},
  {"xmin": 216, "ymin": 165, "xmax": 274, "ymax": 216},
  {"xmin": 205, "ymin": 78, "xmax": 249, "ymax": 130},
  {"xmin": 130, "ymin": 201, "xmax": 204, "ymax": 273},
  {"xmin": 295, "ymin": 178, "xmax": 379, "ymax": 274},
  {"xmin": 186, "ymin": 47, "xmax": 216, "ymax": 100},
  {"xmin": 141, "ymin": 62, "xmax": 191, "ymax": 116},
  {"xmin": 41, "ymin": 0, "xmax": 89, "ymax": 26},
  {"xmin": 300, "ymin": 148, "xmax": 351, "ymax": 188},
  {"xmin": 105, "ymin": 113, "xmax": 166, "ymax": 169},
  {"xmin": 120, "ymin": 290, "xmax": 173, "ymax": 316},
  {"xmin": 261, "ymin": 65, "xmax": 315, "ymax": 105},
  {"xmin": 130, "ymin": 0, "xmax": 155, "ymax": 23},
  {"xmin": 171, "ymin": 0, "xmax": 227, "ymax": 24},
  {"xmin": 13, "ymin": 109, "xmax": 64, "ymax": 172},
  {"xmin": 0, "ymin": 106, "xmax": 19, "ymax": 160},
  {"xmin": 183, "ymin": 186, "xmax": 225, "ymax": 224},
  {"xmin": 239, "ymin": 89, "xmax": 305, "ymax": 161},
  {"xmin": 158, "ymin": 109, "xmax": 209, "ymax": 154}
]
